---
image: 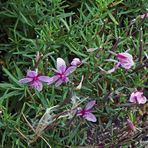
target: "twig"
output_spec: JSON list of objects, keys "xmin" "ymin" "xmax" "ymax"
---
[
  {"xmin": 40, "ymin": 136, "xmax": 52, "ymax": 148},
  {"xmin": 45, "ymin": 58, "xmax": 48, "ymax": 75},
  {"xmin": 22, "ymin": 113, "xmax": 51, "ymax": 147},
  {"xmin": 15, "ymin": 128, "xmax": 28, "ymax": 140},
  {"xmin": 66, "ymin": 110, "xmax": 78, "ymax": 127},
  {"xmin": 131, "ymin": 13, "xmax": 147, "ymax": 36},
  {"xmin": 139, "ymin": 27, "xmax": 143, "ymax": 62},
  {"xmin": 34, "ymin": 54, "xmax": 43, "ymax": 68},
  {"xmin": 130, "ymin": 36, "xmax": 137, "ymax": 53},
  {"xmin": 131, "ymin": 59, "xmax": 148, "ymax": 73},
  {"xmin": 22, "ymin": 113, "xmax": 35, "ymax": 132},
  {"xmin": 116, "ymin": 125, "xmax": 148, "ymax": 146},
  {"xmin": 107, "ymin": 37, "xmax": 120, "ymax": 59}
]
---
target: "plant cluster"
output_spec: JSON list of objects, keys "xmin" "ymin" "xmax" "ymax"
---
[{"xmin": 0, "ymin": 0, "xmax": 148, "ymax": 147}]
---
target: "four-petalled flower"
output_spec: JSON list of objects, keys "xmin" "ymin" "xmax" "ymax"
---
[
  {"xmin": 77, "ymin": 100, "xmax": 97, "ymax": 122},
  {"xmin": 19, "ymin": 70, "xmax": 50, "ymax": 91},
  {"xmin": 47, "ymin": 58, "xmax": 77, "ymax": 87}
]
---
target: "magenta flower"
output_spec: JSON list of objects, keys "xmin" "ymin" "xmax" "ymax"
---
[
  {"xmin": 127, "ymin": 119, "xmax": 136, "ymax": 132},
  {"xmin": 129, "ymin": 90, "xmax": 147, "ymax": 104},
  {"xmin": 77, "ymin": 100, "xmax": 97, "ymax": 122},
  {"xmin": 71, "ymin": 58, "xmax": 81, "ymax": 66},
  {"xmin": 19, "ymin": 70, "xmax": 50, "ymax": 91},
  {"xmin": 102, "ymin": 52, "xmax": 134, "ymax": 74},
  {"xmin": 141, "ymin": 12, "xmax": 148, "ymax": 19},
  {"xmin": 116, "ymin": 53, "xmax": 134, "ymax": 70},
  {"xmin": 47, "ymin": 58, "xmax": 77, "ymax": 87}
]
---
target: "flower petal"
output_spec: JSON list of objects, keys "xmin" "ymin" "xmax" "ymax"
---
[
  {"xmin": 107, "ymin": 63, "xmax": 120, "ymax": 73},
  {"xmin": 57, "ymin": 58, "xmax": 66, "ymax": 73},
  {"xmin": 31, "ymin": 81, "xmax": 43, "ymax": 91},
  {"xmin": 19, "ymin": 77, "xmax": 32, "ymax": 84},
  {"xmin": 117, "ymin": 53, "xmax": 128, "ymax": 60},
  {"xmin": 38, "ymin": 76, "xmax": 51, "ymax": 83},
  {"xmin": 55, "ymin": 79, "xmax": 63, "ymax": 87},
  {"xmin": 99, "ymin": 63, "xmax": 120, "ymax": 74},
  {"xmin": 47, "ymin": 75, "xmax": 59, "ymax": 85},
  {"xmin": 129, "ymin": 96, "xmax": 136, "ymax": 103},
  {"xmin": 64, "ymin": 77, "xmax": 69, "ymax": 82},
  {"xmin": 138, "ymin": 96, "xmax": 147, "ymax": 104},
  {"xmin": 27, "ymin": 70, "xmax": 38, "ymax": 77},
  {"xmin": 86, "ymin": 47, "xmax": 98, "ymax": 52},
  {"xmin": 120, "ymin": 63, "xmax": 131, "ymax": 70},
  {"xmin": 85, "ymin": 100, "xmax": 96, "ymax": 110},
  {"xmin": 141, "ymin": 13, "xmax": 148, "ymax": 19},
  {"xmin": 65, "ymin": 66, "xmax": 77, "ymax": 76},
  {"xmin": 75, "ymin": 75, "xmax": 84, "ymax": 90},
  {"xmin": 84, "ymin": 112, "xmax": 97, "ymax": 122}
]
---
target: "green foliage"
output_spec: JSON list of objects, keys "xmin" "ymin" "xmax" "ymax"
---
[{"xmin": 0, "ymin": 0, "xmax": 148, "ymax": 147}]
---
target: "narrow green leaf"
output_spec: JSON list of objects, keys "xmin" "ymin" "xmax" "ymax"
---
[
  {"xmin": 2, "ymin": 67, "xmax": 20, "ymax": 86},
  {"xmin": 107, "ymin": 10, "xmax": 118, "ymax": 25}
]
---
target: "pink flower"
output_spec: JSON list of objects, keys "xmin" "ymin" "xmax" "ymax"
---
[
  {"xmin": 116, "ymin": 53, "xmax": 134, "ymax": 70},
  {"xmin": 127, "ymin": 119, "xmax": 136, "ymax": 132},
  {"xmin": 71, "ymin": 58, "xmax": 81, "ymax": 66},
  {"xmin": 19, "ymin": 70, "xmax": 50, "ymax": 91},
  {"xmin": 141, "ymin": 12, "xmax": 148, "ymax": 19},
  {"xmin": 77, "ymin": 100, "xmax": 97, "ymax": 122},
  {"xmin": 103, "ymin": 52, "xmax": 134, "ymax": 74},
  {"xmin": 129, "ymin": 90, "xmax": 147, "ymax": 104},
  {"xmin": 47, "ymin": 58, "xmax": 77, "ymax": 87}
]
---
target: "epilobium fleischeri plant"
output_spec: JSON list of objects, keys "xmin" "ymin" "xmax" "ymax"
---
[
  {"xmin": 77, "ymin": 100, "xmax": 97, "ymax": 122},
  {"xmin": 129, "ymin": 90, "xmax": 147, "ymax": 104},
  {"xmin": 19, "ymin": 70, "xmax": 50, "ymax": 91},
  {"xmin": 47, "ymin": 58, "xmax": 78, "ymax": 87}
]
